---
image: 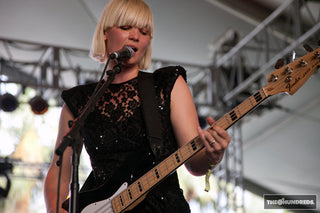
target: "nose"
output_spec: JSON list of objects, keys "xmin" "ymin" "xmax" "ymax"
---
[{"xmin": 129, "ymin": 28, "xmax": 139, "ymax": 41}]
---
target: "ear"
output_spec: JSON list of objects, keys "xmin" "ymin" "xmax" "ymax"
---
[{"xmin": 103, "ymin": 32, "xmax": 107, "ymax": 41}]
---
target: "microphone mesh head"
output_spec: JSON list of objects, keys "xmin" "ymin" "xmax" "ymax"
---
[{"xmin": 125, "ymin": 46, "xmax": 134, "ymax": 57}]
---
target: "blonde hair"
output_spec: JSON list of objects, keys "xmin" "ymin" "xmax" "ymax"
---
[{"xmin": 90, "ymin": 0, "xmax": 154, "ymax": 70}]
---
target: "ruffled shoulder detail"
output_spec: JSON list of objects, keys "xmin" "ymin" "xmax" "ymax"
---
[{"xmin": 61, "ymin": 83, "xmax": 97, "ymax": 118}]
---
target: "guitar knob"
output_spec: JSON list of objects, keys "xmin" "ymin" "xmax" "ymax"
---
[
  {"xmin": 285, "ymin": 76, "xmax": 292, "ymax": 82},
  {"xmin": 275, "ymin": 58, "xmax": 285, "ymax": 69},
  {"xmin": 284, "ymin": 67, "xmax": 293, "ymax": 74},
  {"xmin": 299, "ymin": 59, "xmax": 308, "ymax": 67},
  {"xmin": 269, "ymin": 74, "xmax": 278, "ymax": 82},
  {"xmin": 303, "ymin": 44, "xmax": 314, "ymax": 52}
]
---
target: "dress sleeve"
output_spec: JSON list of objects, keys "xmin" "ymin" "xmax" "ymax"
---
[
  {"xmin": 61, "ymin": 84, "xmax": 96, "ymax": 118},
  {"xmin": 153, "ymin": 65, "xmax": 187, "ymax": 96}
]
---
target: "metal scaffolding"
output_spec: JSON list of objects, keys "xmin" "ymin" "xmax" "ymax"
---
[{"xmin": 0, "ymin": 0, "xmax": 319, "ymax": 212}]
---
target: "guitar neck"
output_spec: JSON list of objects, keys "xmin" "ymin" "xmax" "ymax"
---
[
  {"xmin": 111, "ymin": 87, "xmax": 269, "ymax": 213},
  {"xmin": 216, "ymin": 88, "xmax": 268, "ymax": 130}
]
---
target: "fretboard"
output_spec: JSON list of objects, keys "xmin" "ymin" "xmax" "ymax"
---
[{"xmin": 111, "ymin": 88, "xmax": 269, "ymax": 213}]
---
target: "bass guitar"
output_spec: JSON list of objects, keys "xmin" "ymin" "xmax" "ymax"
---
[{"xmin": 63, "ymin": 46, "xmax": 320, "ymax": 213}]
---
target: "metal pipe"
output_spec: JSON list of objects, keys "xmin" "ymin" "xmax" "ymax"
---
[{"xmin": 223, "ymin": 22, "xmax": 320, "ymax": 102}]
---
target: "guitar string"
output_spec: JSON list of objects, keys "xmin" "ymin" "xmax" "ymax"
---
[
  {"xmin": 112, "ymin": 51, "xmax": 319, "ymax": 211},
  {"xmin": 213, "ymin": 51, "xmax": 319, "ymax": 131},
  {"xmin": 115, "ymin": 89, "xmax": 269, "ymax": 209}
]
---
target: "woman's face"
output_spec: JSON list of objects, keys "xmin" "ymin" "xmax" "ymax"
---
[{"xmin": 104, "ymin": 25, "xmax": 151, "ymax": 67}]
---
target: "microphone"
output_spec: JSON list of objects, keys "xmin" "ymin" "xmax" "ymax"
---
[{"xmin": 109, "ymin": 46, "xmax": 134, "ymax": 60}]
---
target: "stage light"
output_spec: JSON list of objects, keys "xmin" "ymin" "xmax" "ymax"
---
[
  {"xmin": 0, "ymin": 93, "xmax": 19, "ymax": 112},
  {"xmin": 29, "ymin": 96, "xmax": 49, "ymax": 115}
]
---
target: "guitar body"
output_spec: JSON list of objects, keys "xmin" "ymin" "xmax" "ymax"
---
[
  {"xmin": 63, "ymin": 147, "xmax": 155, "ymax": 212},
  {"xmin": 81, "ymin": 182, "xmax": 127, "ymax": 213}
]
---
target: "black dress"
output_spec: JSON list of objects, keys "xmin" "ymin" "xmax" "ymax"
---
[{"xmin": 61, "ymin": 66, "xmax": 190, "ymax": 212}]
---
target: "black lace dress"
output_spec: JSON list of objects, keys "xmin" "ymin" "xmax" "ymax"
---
[{"xmin": 61, "ymin": 66, "xmax": 191, "ymax": 212}]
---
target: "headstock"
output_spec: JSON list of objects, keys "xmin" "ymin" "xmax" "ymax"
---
[{"xmin": 264, "ymin": 47, "xmax": 320, "ymax": 96}]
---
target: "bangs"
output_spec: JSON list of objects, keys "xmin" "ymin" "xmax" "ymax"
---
[{"xmin": 112, "ymin": 1, "xmax": 153, "ymax": 37}]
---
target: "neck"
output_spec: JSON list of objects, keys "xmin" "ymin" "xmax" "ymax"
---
[{"xmin": 105, "ymin": 62, "xmax": 139, "ymax": 83}]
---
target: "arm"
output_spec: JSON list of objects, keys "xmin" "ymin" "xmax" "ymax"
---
[
  {"xmin": 170, "ymin": 76, "xmax": 231, "ymax": 176},
  {"xmin": 44, "ymin": 104, "xmax": 77, "ymax": 213}
]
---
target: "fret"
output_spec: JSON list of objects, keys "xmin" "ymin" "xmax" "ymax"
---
[
  {"xmin": 130, "ymin": 184, "xmax": 139, "ymax": 197},
  {"xmin": 236, "ymin": 106, "xmax": 242, "ymax": 117},
  {"xmin": 249, "ymin": 96, "xmax": 255, "ymax": 107},
  {"xmin": 159, "ymin": 159, "xmax": 170, "ymax": 176},
  {"xmin": 119, "ymin": 195, "xmax": 124, "ymax": 207},
  {"xmin": 122, "ymin": 190, "xmax": 130, "ymax": 207},
  {"xmin": 184, "ymin": 143, "xmax": 195, "ymax": 160},
  {"xmin": 177, "ymin": 149, "xmax": 185, "ymax": 162},
  {"xmin": 113, "ymin": 198, "xmax": 120, "ymax": 211},
  {"xmin": 163, "ymin": 159, "xmax": 170, "ymax": 174},
  {"xmin": 143, "ymin": 174, "xmax": 151, "ymax": 189},
  {"xmin": 146, "ymin": 171, "xmax": 155, "ymax": 186},
  {"xmin": 216, "ymin": 116, "xmax": 229, "ymax": 129},
  {"xmin": 186, "ymin": 140, "xmax": 194, "ymax": 156},
  {"xmin": 166, "ymin": 155, "xmax": 176, "ymax": 171}
]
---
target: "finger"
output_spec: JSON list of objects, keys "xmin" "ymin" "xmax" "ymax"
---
[
  {"xmin": 210, "ymin": 125, "xmax": 231, "ymax": 142},
  {"xmin": 206, "ymin": 117, "xmax": 215, "ymax": 126},
  {"xmin": 210, "ymin": 130, "xmax": 229, "ymax": 150},
  {"xmin": 197, "ymin": 127, "xmax": 215, "ymax": 150}
]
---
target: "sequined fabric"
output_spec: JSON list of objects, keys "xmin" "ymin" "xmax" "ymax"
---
[{"xmin": 61, "ymin": 66, "xmax": 190, "ymax": 212}]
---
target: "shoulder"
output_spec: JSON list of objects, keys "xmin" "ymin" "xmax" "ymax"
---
[
  {"xmin": 61, "ymin": 83, "xmax": 97, "ymax": 100},
  {"xmin": 61, "ymin": 82, "xmax": 98, "ymax": 117},
  {"xmin": 151, "ymin": 66, "xmax": 187, "ymax": 94},
  {"xmin": 153, "ymin": 65, "xmax": 187, "ymax": 82}
]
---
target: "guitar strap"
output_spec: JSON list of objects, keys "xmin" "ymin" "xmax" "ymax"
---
[{"xmin": 138, "ymin": 71, "xmax": 164, "ymax": 160}]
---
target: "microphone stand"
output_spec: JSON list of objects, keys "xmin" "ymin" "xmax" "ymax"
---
[{"xmin": 55, "ymin": 61, "xmax": 123, "ymax": 213}]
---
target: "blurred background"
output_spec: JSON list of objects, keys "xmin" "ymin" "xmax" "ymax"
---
[{"xmin": 0, "ymin": 0, "xmax": 320, "ymax": 212}]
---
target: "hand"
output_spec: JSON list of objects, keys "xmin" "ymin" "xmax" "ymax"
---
[{"xmin": 197, "ymin": 117, "xmax": 231, "ymax": 166}]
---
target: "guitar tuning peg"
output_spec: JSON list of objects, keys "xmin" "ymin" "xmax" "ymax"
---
[
  {"xmin": 303, "ymin": 43, "xmax": 314, "ymax": 52},
  {"xmin": 275, "ymin": 58, "xmax": 285, "ymax": 69}
]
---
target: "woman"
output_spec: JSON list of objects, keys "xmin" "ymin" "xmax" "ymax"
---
[{"xmin": 44, "ymin": 0, "xmax": 231, "ymax": 212}]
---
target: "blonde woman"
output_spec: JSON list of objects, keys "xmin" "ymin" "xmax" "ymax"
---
[{"xmin": 44, "ymin": 0, "xmax": 230, "ymax": 212}]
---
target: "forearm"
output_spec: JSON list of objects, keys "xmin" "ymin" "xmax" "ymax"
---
[
  {"xmin": 184, "ymin": 149, "xmax": 219, "ymax": 176},
  {"xmin": 44, "ymin": 166, "xmax": 70, "ymax": 213}
]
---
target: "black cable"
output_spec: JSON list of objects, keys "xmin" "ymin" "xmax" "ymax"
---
[{"xmin": 56, "ymin": 154, "xmax": 63, "ymax": 213}]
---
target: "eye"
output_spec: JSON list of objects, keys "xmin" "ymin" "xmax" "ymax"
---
[
  {"xmin": 119, "ymin": 25, "xmax": 131, "ymax": 30},
  {"xmin": 140, "ymin": 28, "xmax": 149, "ymax": 36}
]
